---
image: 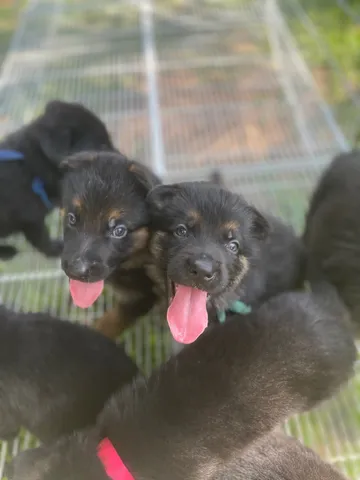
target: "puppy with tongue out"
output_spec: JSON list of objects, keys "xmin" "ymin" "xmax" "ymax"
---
[
  {"xmin": 146, "ymin": 181, "xmax": 303, "ymax": 344},
  {"xmin": 60, "ymin": 150, "xmax": 161, "ymax": 339}
]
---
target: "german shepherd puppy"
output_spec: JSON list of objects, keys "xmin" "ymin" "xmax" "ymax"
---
[
  {"xmin": 303, "ymin": 149, "xmax": 360, "ymax": 330},
  {"xmin": 146, "ymin": 180, "xmax": 304, "ymax": 343},
  {"xmin": 0, "ymin": 306, "xmax": 138, "ymax": 443},
  {"xmin": 0, "ymin": 100, "xmax": 114, "ymax": 259},
  {"xmin": 61, "ymin": 151, "xmax": 161, "ymax": 339},
  {"xmin": 9, "ymin": 277, "xmax": 354, "ymax": 479}
]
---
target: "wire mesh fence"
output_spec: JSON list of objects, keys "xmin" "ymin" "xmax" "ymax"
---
[{"xmin": 0, "ymin": 0, "xmax": 358, "ymax": 478}]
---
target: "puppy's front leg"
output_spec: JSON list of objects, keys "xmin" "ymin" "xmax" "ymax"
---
[
  {"xmin": 94, "ymin": 290, "xmax": 158, "ymax": 340},
  {"xmin": 93, "ymin": 305, "xmax": 126, "ymax": 340},
  {"xmin": 23, "ymin": 222, "xmax": 63, "ymax": 257}
]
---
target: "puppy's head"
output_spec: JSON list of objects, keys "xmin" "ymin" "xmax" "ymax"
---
[
  {"xmin": 21, "ymin": 100, "xmax": 114, "ymax": 207},
  {"xmin": 33, "ymin": 100, "xmax": 114, "ymax": 164},
  {"xmin": 61, "ymin": 151, "xmax": 160, "ymax": 309},
  {"xmin": 146, "ymin": 182, "xmax": 269, "ymax": 343}
]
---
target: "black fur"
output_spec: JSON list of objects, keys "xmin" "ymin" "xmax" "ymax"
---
[
  {"xmin": 146, "ymin": 181, "xmax": 304, "ymax": 315},
  {"xmin": 0, "ymin": 100, "xmax": 113, "ymax": 259},
  {"xmin": 0, "ymin": 306, "xmax": 138, "ymax": 442},
  {"xmin": 61, "ymin": 151, "xmax": 161, "ymax": 338},
  {"xmin": 9, "ymin": 431, "xmax": 347, "ymax": 480},
  {"xmin": 303, "ymin": 150, "xmax": 360, "ymax": 328},
  {"xmin": 9, "ymin": 278, "xmax": 355, "ymax": 479}
]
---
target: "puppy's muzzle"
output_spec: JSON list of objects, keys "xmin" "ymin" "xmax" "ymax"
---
[
  {"xmin": 187, "ymin": 254, "xmax": 220, "ymax": 289},
  {"xmin": 62, "ymin": 255, "xmax": 107, "ymax": 282}
]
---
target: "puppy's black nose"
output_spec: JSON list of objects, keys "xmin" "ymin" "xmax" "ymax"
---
[
  {"xmin": 67, "ymin": 257, "xmax": 103, "ymax": 281},
  {"xmin": 188, "ymin": 255, "xmax": 218, "ymax": 282}
]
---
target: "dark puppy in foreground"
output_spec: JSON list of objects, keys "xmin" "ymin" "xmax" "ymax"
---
[
  {"xmin": 61, "ymin": 151, "xmax": 161, "ymax": 339},
  {"xmin": 304, "ymin": 149, "xmax": 360, "ymax": 330},
  {"xmin": 10, "ymin": 432, "xmax": 347, "ymax": 480},
  {"xmin": 10, "ymin": 278, "xmax": 354, "ymax": 479},
  {"xmin": 0, "ymin": 100, "xmax": 113, "ymax": 260},
  {"xmin": 0, "ymin": 306, "xmax": 138, "ymax": 442},
  {"xmin": 146, "ymin": 180, "xmax": 304, "ymax": 343}
]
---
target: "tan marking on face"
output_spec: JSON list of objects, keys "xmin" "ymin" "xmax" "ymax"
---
[
  {"xmin": 59, "ymin": 208, "xmax": 65, "ymax": 217},
  {"xmin": 188, "ymin": 210, "xmax": 201, "ymax": 223},
  {"xmin": 223, "ymin": 220, "xmax": 240, "ymax": 232},
  {"xmin": 237, "ymin": 255, "xmax": 249, "ymax": 284},
  {"xmin": 107, "ymin": 209, "xmax": 124, "ymax": 221},
  {"xmin": 227, "ymin": 254, "xmax": 250, "ymax": 293},
  {"xmin": 72, "ymin": 197, "xmax": 82, "ymax": 209}
]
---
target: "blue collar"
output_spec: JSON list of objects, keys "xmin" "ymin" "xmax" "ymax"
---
[
  {"xmin": 0, "ymin": 149, "xmax": 53, "ymax": 210},
  {"xmin": 217, "ymin": 300, "xmax": 252, "ymax": 324}
]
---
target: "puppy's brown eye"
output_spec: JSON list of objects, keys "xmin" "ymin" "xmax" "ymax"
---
[
  {"xmin": 174, "ymin": 224, "xmax": 188, "ymax": 238},
  {"xmin": 67, "ymin": 213, "xmax": 76, "ymax": 226},
  {"xmin": 112, "ymin": 225, "xmax": 127, "ymax": 239},
  {"xmin": 227, "ymin": 240, "xmax": 240, "ymax": 254}
]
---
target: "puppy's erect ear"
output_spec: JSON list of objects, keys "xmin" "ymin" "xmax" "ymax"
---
[
  {"xmin": 246, "ymin": 205, "xmax": 270, "ymax": 241},
  {"xmin": 44, "ymin": 99, "xmax": 70, "ymax": 113},
  {"xmin": 128, "ymin": 161, "xmax": 161, "ymax": 194},
  {"xmin": 8, "ymin": 446, "xmax": 51, "ymax": 480},
  {"xmin": 209, "ymin": 169, "xmax": 225, "ymax": 187},
  {"xmin": 146, "ymin": 184, "xmax": 182, "ymax": 211},
  {"xmin": 60, "ymin": 152, "xmax": 98, "ymax": 173}
]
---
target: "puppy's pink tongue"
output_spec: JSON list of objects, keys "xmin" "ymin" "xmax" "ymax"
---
[
  {"xmin": 69, "ymin": 279, "xmax": 104, "ymax": 308},
  {"xmin": 167, "ymin": 285, "xmax": 208, "ymax": 344}
]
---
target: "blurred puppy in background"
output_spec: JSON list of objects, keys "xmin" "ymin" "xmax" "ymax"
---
[
  {"xmin": 303, "ymin": 149, "xmax": 360, "ymax": 333},
  {"xmin": 0, "ymin": 100, "xmax": 114, "ymax": 259}
]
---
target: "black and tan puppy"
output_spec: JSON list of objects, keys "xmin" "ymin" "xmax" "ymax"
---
[
  {"xmin": 0, "ymin": 305, "xmax": 138, "ymax": 443},
  {"xmin": 0, "ymin": 100, "xmax": 113, "ymax": 259},
  {"xmin": 9, "ymin": 277, "xmax": 354, "ymax": 479},
  {"xmin": 61, "ymin": 151, "xmax": 161, "ymax": 339},
  {"xmin": 303, "ymin": 149, "xmax": 360, "ymax": 330},
  {"xmin": 146, "ymin": 181, "xmax": 304, "ymax": 343}
]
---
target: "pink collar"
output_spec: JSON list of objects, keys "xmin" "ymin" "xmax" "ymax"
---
[{"xmin": 97, "ymin": 438, "xmax": 134, "ymax": 480}]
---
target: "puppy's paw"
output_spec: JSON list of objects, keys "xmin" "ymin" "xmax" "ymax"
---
[
  {"xmin": 46, "ymin": 239, "xmax": 64, "ymax": 257},
  {"xmin": 0, "ymin": 245, "xmax": 18, "ymax": 260}
]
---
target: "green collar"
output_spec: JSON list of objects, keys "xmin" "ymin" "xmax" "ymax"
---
[{"xmin": 217, "ymin": 300, "xmax": 252, "ymax": 324}]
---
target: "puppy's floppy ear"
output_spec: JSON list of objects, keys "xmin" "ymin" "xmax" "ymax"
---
[
  {"xmin": 246, "ymin": 205, "xmax": 270, "ymax": 241},
  {"xmin": 146, "ymin": 184, "xmax": 182, "ymax": 211},
  {"xmin": 128, "ymin": 161, "xmax": 161, "ymax": 193},
  {"xmin": 36, "ymin": 100, "xmax": 73, "ymax": 164},
  {"xmin": 8, "ymin": 446, "xmax": 51, "ymax": 480},
  {"xmin": 38, "ymin": 127, "xmax": 72, "ymax": 164}
]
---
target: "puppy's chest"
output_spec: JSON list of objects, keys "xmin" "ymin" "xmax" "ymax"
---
[{"xmin": 108, "ymin": 253, "xmax": 158, "ymax": 299}]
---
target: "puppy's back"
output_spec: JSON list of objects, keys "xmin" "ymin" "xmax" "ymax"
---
[
  {"xmin": 303, "ymin": 151, "xmax": 360, "ymax": 325},
  {"xmin": 222, "ymin": 432, "xmax": 347, "ymax": 479},
  {"xmin": 0, "ymin": 306, "xmax": 138, "ymax": 442}
]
